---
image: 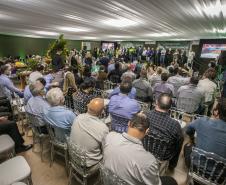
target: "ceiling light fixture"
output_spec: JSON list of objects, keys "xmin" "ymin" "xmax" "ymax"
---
[
  {"xmin": 107, "ymin": 35, "xmax": 131, "ymax": 38},
  {"xmin": 82, "ymin": 36, "xmax": 98, "ymax": 40},
  {"xmin": 58, "ymin": 27, "xmax": 90, "ymax": 32},
  {"xmin": 147, "ymin": 32, "xmax": 176, "ymax": 37},
  {"xmin": 102, "ymin": 17, "xmax": 139, "ymax": 27},
  {"xmin": 64, "ymin": 14, "xmax": 84, "ymax": 21},
  {"xmin": 35, "ymin": 31, "xmax": 59, "ymax": 36}
]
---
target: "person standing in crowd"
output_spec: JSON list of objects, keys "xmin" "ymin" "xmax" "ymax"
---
[
  {"xmin": 70, "ymin": 98, "xmax": 108, "ymax": 167},
  {"xmin": 145, "ymin": 93, "xmax": 183, "ymax": 170},
  {"xmin": 0, "ymin": 64, "xmax": 23, "ymax": 100},
  {"xmin": 103, "ymin": 113, "xmax": 178, "ymax": 185},
  {"xmin": 52, "ymin": 48, "xmax": 64, "ymax": 71}
]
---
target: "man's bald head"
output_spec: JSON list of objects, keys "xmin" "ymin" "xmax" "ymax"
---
[
  {"xmin": 87, "ymin": 98, "xmax": 104, "ymax": 116},
  {"xmin": 156, "ymin": 93, "xmax": 172, "ymax": 111}
]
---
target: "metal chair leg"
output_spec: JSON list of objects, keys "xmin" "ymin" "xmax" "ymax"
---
[
  {"xmin": 40, "ymin": 139, "xmax": 44, "ymax": 162},
  {"xmin": 50, "ymin": 143, "xmax": 54, "ymax": 167},
  {"xmin": 65, "ymin": 149, "xmax": 69, "ymax": 175},
  {"xmin": 68, "ymin": 166, "xmax": 72, "ymax": 185}
]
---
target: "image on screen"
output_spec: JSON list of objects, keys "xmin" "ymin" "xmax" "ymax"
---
[
  {"xmin": 200, "ymin": 44, "xmax": 226, "ymax": 59},
  {"xmin": 102, "ymin": 42, "xmax": 115, "ymax": 51}
]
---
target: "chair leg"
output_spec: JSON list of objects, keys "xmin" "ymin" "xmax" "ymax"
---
[
  {"xmin": 50, "ymin": 144, "xmax": 54, "ymax": 167},
  {"xmin": 27, "ymin": 175, "xmax": 33, "ymax": 185},
  {"xmin": 68, "ymin": 166, "xmax": 72, "ymax": 185},
  {"xmin": 65, "ymin": 149, "xmax": 69, "ymax": 175},
  {"xmin": 83, "ymin": 176, "xmax": 88, "ymax": 185},
  {"xmin": 40, "ymin": 139, "xmax": 44, "ymax": 162}
]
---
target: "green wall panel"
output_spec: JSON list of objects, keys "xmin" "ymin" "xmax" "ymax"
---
[{"xmin": 0, "ymin": 34, "xmax": 82, "ymax": 58}]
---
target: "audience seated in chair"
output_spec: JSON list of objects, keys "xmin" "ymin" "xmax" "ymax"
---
[
  {"xmin": 25, "ymin": 78, "xmax": 50, "ymax": 134},
  {"xmin": 153, "ymin": 72, "xmax": 174, "ymax": 100},
  {"xmin": 0, "ymin": 116, "xmax": 32, "ymax": 153},
  {"xmin": 177, "ymin": 76, "xmax": 204, "ymax": 114},
  {"xmin": 0, "ymin": 64, "xmax": 23, "ymax": 101},
  {"xmin": 73, "ymin": 77, "xmax": 100, "ymax": 114},
  {"xmin": 70, "ymin": 98, "xmax": 109, "ymax": 167},
  {"xmin": 108, "ymin": 75, "xmax": 136, "ymax": 99},
  {"xmin": 132, "ymin": 68, "xmax": 153, "ymax": 103},
  {"xmin": 167, "ymin": 67, "xmax": 190, "ymax": 96},
  {"xmin": 145, "ymin": 93, "xmax": 184, "ymax": 170},
  {"xmin": 184, "ymin": 98, "xmax": 226, "ymax": 168},
  {"xmin": 109, "ymin": 80, "xmax": 141, "ymax": 132},
  {"xmin": 24, "ymin": 77, "xmax": 47, "ymax": 105},
  {"xmin": 44, "ymin": 88, "xmax": 76, "ymax": 142},
  {"xmin": 103, "ymin": 113, "xmax": 178, "ymax": 185}
]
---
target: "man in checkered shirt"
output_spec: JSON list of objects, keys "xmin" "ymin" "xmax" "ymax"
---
[{"xmin": 145, "ymin": 93, "xmax": 184, "ymax": 170}]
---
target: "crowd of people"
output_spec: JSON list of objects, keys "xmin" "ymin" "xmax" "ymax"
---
[{"xmin": 0, "ymin": 45, "xmax": 226, "ymax": 185}]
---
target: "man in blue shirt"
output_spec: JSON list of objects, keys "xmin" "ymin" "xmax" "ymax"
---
[
  {"xmin": 25, "ymin": 78, "xmax": 50, "ymax": 133},
  {"xmin": 185, "ymin": 99, "xmax": 226, "ymax": 165},
  {"xmin": 109, "ymin": 81, "xmax": 141, "ymax": 119},
  {"xmin": 0, "ymin": 64, "xmax": 23, "ymax": 100},
  {"xmin": 44, "ymin": 88, "xmax": 76, "ymax": 141},
  {"xmin": 108, "ymin": 75, "xmax": 136, "ymax": 99},
  {"xmin": 24, "ymin": 78, "xmax": 46, "ymax": 105}
]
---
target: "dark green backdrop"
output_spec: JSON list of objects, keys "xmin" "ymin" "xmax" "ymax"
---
[{"xmin": 0, "ymin": 34, "xmax": 82, "ymax": 58}]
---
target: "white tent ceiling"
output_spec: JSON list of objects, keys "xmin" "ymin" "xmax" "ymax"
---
[{"xmin": 0, "ymin": 0, "xmax": 226, "ymax": 41}]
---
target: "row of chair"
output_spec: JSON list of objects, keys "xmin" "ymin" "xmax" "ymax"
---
[{"xmin": 0, "ymin": 135, "xmax": 32, "ymax": 185}]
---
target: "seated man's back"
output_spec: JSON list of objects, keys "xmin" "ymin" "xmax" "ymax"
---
[
  {"xmin": 177, "ymin": 86, "xmax": 203, "ymax": 113},
  {"xmin": 146, "ymin": 94, "xmax": 183, "ymax": 168},
  {"xmin": 70, "ymin": 98, "xmax": 109, "ymax": 167},
  {"xmin": 186, "ymin": 117, "xmax": 226, "ymax": 159},
  {"xmin": 103, "ymin": 113, "xmax": 162, "ymax": 185},
  {"xmin": 104, "ymin": 132, "xmax": 160, "ymax": 185}
]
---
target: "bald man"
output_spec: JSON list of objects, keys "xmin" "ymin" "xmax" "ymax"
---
[
  {"xmin": 145, "ymin": 93, "xmax": 183, "ymax": 170},
  {"xmin": 70, "ymin": 98, "xmax": 109, "ymax": 167}
]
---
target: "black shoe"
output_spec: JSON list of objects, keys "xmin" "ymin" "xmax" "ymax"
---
[{"xmin": 16, "ymin": 144, "xmax": 33, "ymax": 154}]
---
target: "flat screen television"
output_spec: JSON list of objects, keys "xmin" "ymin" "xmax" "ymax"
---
[
  {"xmin": 102, "ymin": 42, "xmax": 115, "ymax": 51},
  {"xmin": 200, "ymin": 44, "xmax": 226, "ymax": 59}
]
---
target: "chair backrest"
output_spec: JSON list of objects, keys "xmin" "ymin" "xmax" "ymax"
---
[
  {"xmin": 67, "ymin": 139, "xmax": 88, "ymax": 175},
  {"xmin": 143, "ymin": 134, "xmax": 172, "ymax": 161},
  {"xmin": 13, "ymin": 93, "xmax": 23, "ymax": 111},
  {"xmin": 46, "ymin": 124, "xmax": 69, "ymax": 143},
  {"xmin": 100, "ymin": 163, "xmax": 129, "ymax": 185},
  {"xmin": 137, "ymin": 101, "xmax": 150, "ymax": 112},
  {"xmin": 26, "ymin": 112, "xmax": 43, "ymax": 134},
  {"xmin": 176, "ymin": 96, "xmax": 199, "ymax": 114},
  {"xmin": 190, "ymin": 147, "xmax": 226, "ymax": 185},
  {"xmin": 110, "ymin": 113, "xmax": 130, "ymax": 133},
  {"xmin": 104, "ymin": 80, "xmax": 117, "ymax": 90},
  {"xmin": 170, "ymin": 107, "xmax": 204, "ymax": 123}
]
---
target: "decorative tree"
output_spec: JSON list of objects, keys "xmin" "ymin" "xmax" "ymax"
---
[{"xmin": 47, "ymin": 34, "xmax": 69, "ymax": 60}]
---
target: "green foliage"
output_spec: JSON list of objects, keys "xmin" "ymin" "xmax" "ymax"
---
[
  {"xmin": 25, "ymin": 58, "xmax": 39, "ymax": 71},
  {"xmin": 47, "ymin": 34, "xmax": 69, "ymax": 59}
]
